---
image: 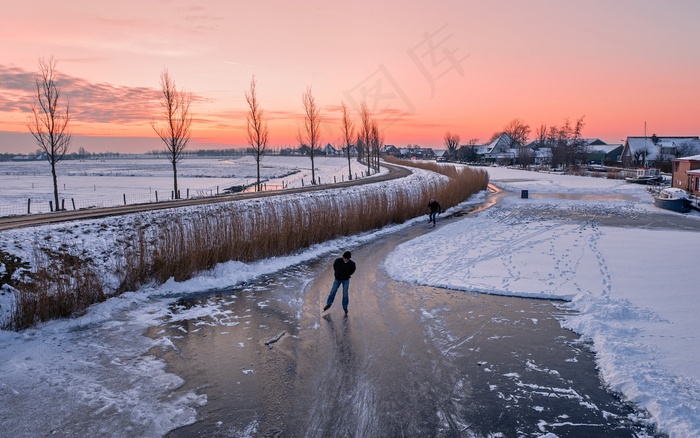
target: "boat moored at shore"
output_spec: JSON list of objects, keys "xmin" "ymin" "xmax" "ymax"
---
[
  {"xmin": 626, "ymin": 168, "xmax": 663, "ymax": 184},
  {"xmin": 653, "ymin": 188, "xmax": 691, "ymax": 213}
]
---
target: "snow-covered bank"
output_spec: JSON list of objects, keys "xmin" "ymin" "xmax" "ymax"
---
[
  {"xmin": 0, "ymin": 156, "xmax": 378, "ymax": 216},
  {"xmin": 384, "ymin": 167, "xmax": 700, "ymax": 437},
  {"xmin": 0, "ymin": 163, "xmax": 446, "ymax": 437}
]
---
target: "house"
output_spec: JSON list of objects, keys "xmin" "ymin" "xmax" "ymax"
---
[
  {"xmin": 398, "ymin": 147, "xmax": 435, "ymax": 160},
  {"xmin": 10, "ymin": 155, "xmax": 33, "ymax": 161},
  {"xmin": 581, "ymin": 138, "xmax": 608, "ymax": 146},
  {"xmin": 344, "ymin": 145, "xmax": 359, "ymax": 157},
  {"xmin": 381, "ymin": 145, "xmax": 400, "ymax": 157},
  {"xmin": 477, "ymin": 133, "xmax": 520, "ymax": 165},
  {"xmin": 587, "ymin": 144, "xmax": 623, "ymax": 165},
  {"xmin": 671, "ymin": 154, "xmax": 700, "ymax": 195},
  {"xmin": 279, "ymin": 147, "xmax": 302, "ymax": 156},
  {"xmin": 621, "ymin": 135, "xmax": 700, "ymax": 167},
  {"xmin": 321, "ymin": 143, "xmax": 339, "ymax": 156},
  {"xmin": 434, "ymin": 150, "xmax": 448, "ymax": 161},
  {"xmin": 533, "ymin": 148, "xmax": 552, "ymax": 165}
]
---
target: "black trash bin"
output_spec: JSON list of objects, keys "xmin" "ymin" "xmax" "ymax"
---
[{"xmin": 521, "ymin": 189, "xmax": 528, "ymax": 199}]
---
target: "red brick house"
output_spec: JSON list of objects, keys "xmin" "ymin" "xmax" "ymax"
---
[{"xmin": 671, "ymin": 154, "xmax": 700, "ymax": 195}]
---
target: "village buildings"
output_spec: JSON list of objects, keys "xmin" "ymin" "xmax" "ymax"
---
[{"xmin": 621, "ymin": 135, "xmax": 700, "ymax": 170}]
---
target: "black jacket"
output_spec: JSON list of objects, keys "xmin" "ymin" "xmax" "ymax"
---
[
  {"xmin": 428, "ymin": 200, "xmax": 442, "ymax": 213},
  {"xmin": 333, "ymin": 257, "xmax": 356, "ymax": 281}
]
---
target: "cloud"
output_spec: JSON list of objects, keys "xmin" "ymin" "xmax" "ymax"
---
[
  {"xmin": 0, "ymin": 65, "xmax": 38, "ymax": 113},
  {"xmin": 0, "ymin": 64, "xmax": 198, "ymax": 126}
]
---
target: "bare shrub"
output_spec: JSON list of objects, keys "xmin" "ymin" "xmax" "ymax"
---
[{"xmin": 7, "ymin": 248, "xmax": 105, "ymax": 330}]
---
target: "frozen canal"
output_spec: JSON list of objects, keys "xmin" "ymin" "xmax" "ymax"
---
[{"xmin": 153, "ymin": 209, "xmax": 661, "ymax": 437}]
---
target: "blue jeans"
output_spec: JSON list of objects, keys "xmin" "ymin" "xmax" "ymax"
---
[
  {"xmin": 326, "ymin": 279, "xmax": 350, "ymax": 311},
  {"xmin": 429, "ymin": 212, "xmax": 438, "ymax": 224}
]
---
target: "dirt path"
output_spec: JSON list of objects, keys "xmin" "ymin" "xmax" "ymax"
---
[{"xmin": 156, "ymin": 207, "xmax": 661, "ymax": 437}]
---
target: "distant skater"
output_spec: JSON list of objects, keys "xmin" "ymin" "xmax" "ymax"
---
[
  {"xmin": 323, "ymin": 251, "xmax": 356, "ymax": 316},
  {"xmin": 428, "ymin": 199, "xmax": 442, "ymax": 227}
]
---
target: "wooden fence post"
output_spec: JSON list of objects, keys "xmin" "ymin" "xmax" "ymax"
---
[
  {"xmin": 27, "ymin": 198, "xmax": 31, "ymax": 215},
  {"xmin": 71, "ymin": 198, "xmax": 76, "ymax": 210},
  {"xmin": 49, "ymin": 201, "xmax": 53, "ymax": 212},
  {"xmin": 123, "ymin": 194, "xmax": 127, "ymax": 205}
]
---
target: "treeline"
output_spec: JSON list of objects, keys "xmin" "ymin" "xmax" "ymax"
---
[
  {"xmin": 445, "ymin": 116, "xmax": 593, "ymax": 169},
  {"xmin": 0, "ymin": 151, "xmax": 136, "ymax": 162},
  {"xmin": 1, "ymin": 148, "xmax": 306, "ymax": 162}
]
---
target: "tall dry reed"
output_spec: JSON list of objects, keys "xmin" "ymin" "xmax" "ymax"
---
[
  {"xmin": 7, "ymin": 247, "xmax": 105, "ymax": 330},
  {"xmin": 119, "ymin": 160, "xmax": 488, "ymax": 290}
]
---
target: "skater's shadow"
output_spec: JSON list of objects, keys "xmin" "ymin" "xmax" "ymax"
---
[{"xmin": 323, "ymin": 314, "xmax": 354, "ymax": 366}]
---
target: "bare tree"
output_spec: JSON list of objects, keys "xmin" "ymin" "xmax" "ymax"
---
[
  {"xmin": 298, "ymin": 86, "xmax": 321, "ymax": 184},
  {"xmin": 27, "ymin": 56, "xmax": 71, "ymax": 211},
  {"xmin": 246, "ymin": 76, "xmax": 269, "ymax": 191},
  {"xmin": 355, "ymin": 133, "xmax": 365, "ymax": 164},
  {"xmin": 443, "ymin": 131, "xmax": 460, "ymax": 160},
  {"xmin": 340, "ymin": 101, "xmax": 355, "ymax": 180},
  {"xmin": 370, "ymin": 119, "xmax": 382, "ymax": 170},
  {"xmin": 359, "ymin": 101, "xmax": 372, "ymax": 175},
  {"xmin": 503, "ymin": 118, "xmax": 531, "ymax": 149},
  {"xmin": 534, "ymin": 124, "xmax": 548, "ymax": 148},
  {"xmin": 152, "ymin": 69, "xmax": 192, "ymax": 199},
  {"xmin": 547, "ymin": 116, "xmax": 586, "ymax": 169},
  {"xmin": 517, "ymin": 145, "xmax": 535, "ymax": 168},
  {"xmin": 572, "ymin": 116, "xmax": 587, "ymax": 168},
  {"xmin": 488, "ymin": 131, "xmax": 502, "ymax": 143},
  {"xmin": 676, "ymin": 141, "xmax": 700, "ymax": 158}
]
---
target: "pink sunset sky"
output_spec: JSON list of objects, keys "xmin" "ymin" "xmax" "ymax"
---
[{"xmin": 1, "ymin": 0, "xmax": 700, "ymax": 154}]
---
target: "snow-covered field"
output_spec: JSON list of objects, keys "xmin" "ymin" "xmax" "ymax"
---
[
  {"xmin": 0, "ymin": 161, "xmax": 698, "ymax": 437},
  {"xmin": 385, "ymin": 167, "xmax": 700, "ymax": 437},
  {"xmin": 0, "ymin": 156, "xmax": 371, "ymax": 216}
]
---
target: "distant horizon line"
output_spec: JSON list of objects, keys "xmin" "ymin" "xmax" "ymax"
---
[{"xmin": 3, "ymin": 129, "xmax": 700, "ymax": 156}]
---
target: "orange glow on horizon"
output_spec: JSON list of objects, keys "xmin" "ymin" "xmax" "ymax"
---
[{"xmin": 2, "ymin": 1, "xmax": 699, "ymax": 154}]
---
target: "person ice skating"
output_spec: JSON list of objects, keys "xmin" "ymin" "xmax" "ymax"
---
[
  {"xmin": 323, "ymin": 251, "xmax": 356, "ymax": 316},
  {"xmin": 428, "ymin": 199, "xmax": 442, "ymax": 227}
]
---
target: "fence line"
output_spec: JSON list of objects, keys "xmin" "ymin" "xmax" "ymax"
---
[{"xmin": 0, "ymin": 166, "xmax": 382, "ymax": 218}]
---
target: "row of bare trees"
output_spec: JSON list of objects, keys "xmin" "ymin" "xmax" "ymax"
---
[
  {"xmin": 357, "ymin": 102, "xmax": 383, "ymax": 175},
  {"xmin": 26, "ymin": 57, "xmax": 383, "ymax": 210},
  {"xmin": 26, "ymin": 58, "xmax": 195, "ymax": 206},
  {"xmin": 534, "ymin": 117, "xmax": 587, "ymax": 168}
]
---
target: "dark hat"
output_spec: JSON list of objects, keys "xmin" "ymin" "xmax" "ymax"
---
[{"xmin": 342, "ymin": 251, "xmax": 352, "ymax": 259}]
